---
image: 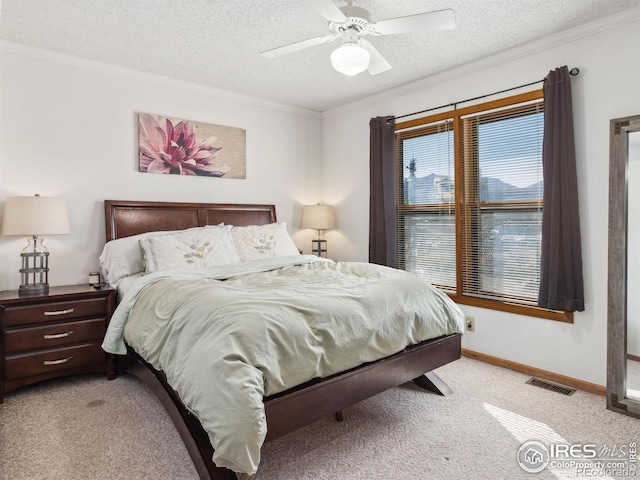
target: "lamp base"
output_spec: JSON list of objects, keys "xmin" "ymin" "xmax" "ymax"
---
[
  {"xmin": 19, "ymin": 283, "xmax": 49, "ymax": 295},
  {"xmin": 19, "ymin": 236, "xmax": 50, "ymax": 295},
  {"xmin": 312, "ymin": 239, "xmax": 327, "ymax": 258}
]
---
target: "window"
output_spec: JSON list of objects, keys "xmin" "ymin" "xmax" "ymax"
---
[{"xmin": 396, "ymin": 91, "xmax": 571, "ymax": 322}]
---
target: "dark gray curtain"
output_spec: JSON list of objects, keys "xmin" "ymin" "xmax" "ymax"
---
[
  {"xmin": 369, "ymin": 116, "xmax": 396, "ymax": 267},
  {"xmin": 538, "ymin": 66, "xmax": 584, "ymax": 312}
]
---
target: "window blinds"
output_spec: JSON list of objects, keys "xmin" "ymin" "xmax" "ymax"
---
[
  {"xmin": 396, "ymin": 99, "xmax": 544, "ymax": 304},
  {"xmin": 461, "ymin": 101, "xmax": 544, "ymax": 303},
  {"xmin": 397, "ymin": 120, "xmax": 456, "ymax": 291}
]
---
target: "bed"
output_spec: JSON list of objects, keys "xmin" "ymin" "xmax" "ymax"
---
[{"xmin": 101, "ymin": 200, "xmax": 464, "ymax": 480}]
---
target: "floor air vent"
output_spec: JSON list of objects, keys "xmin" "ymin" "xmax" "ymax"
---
[{"xmin": 526, "ymin": 377, "xmax": 576, "ymax": 396}]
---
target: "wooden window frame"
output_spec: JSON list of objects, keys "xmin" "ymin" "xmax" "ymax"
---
[{"xmin": 395, "ymin": 90, "xmax": 572, "ymax": 323}]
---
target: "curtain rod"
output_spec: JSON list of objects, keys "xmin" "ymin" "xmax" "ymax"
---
[{"xmin": 391, "ymin": 67, "xmax": 580, "ymax": 122}]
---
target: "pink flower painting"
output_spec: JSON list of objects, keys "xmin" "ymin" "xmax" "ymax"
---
[{"xmin": 138, "ymin": 113, "xmax": 246, "ymax": 178}]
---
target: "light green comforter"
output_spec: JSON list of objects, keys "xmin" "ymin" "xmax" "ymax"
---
[{"xmin": 102, "ymin": 256, "xmax": 464, "ymax": 475}]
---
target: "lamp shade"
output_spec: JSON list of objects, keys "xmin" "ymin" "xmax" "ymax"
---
[
  {"xmin": 331, "ymin": 42, "xmax": 370, "ymax": 76},
  {"xmin": 1, "ymin": 195, "xmax": 70, "ymax": 236},
  {"xmin": 302, "ymin": 205, "xmax": 336, "ymax": 230}
]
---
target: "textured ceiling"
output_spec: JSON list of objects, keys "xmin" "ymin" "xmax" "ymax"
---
[{"xmin": 1, "ymin": 0, "xmax": 639, "ymax": 112}]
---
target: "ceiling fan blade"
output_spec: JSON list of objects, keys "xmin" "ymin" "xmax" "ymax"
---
[
  {"xmin": 261, "ymin": 34, "xmax": 338, "ymax": 58},
  {"xmin": 361, "ymin": 39, "xmax": 391, "ymax": 75},
  {"xmin": 372, "ymin": 9, "xmax": 456, "ymax": 35},
  {"xmin": 304, "ymin": 0, "xmax": 347, "ymax": 23}
]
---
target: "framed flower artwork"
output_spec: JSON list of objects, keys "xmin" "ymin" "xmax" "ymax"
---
[{"xmin": 138, "ymin": 113, "xmax": 246, "ymax": 178}]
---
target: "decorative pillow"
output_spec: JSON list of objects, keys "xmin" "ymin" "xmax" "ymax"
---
[
  {"xmin": 230, "ymin": 222, "xmax": 300, "ymax": 261},
  {"xmin": 140, "ymin": 225, "xmax": 240, "ymax": 273}
]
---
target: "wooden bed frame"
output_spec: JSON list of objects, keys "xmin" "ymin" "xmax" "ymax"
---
[{"xmin": 104, "ymin": 200, "xmax": 462, "ymax": 480}]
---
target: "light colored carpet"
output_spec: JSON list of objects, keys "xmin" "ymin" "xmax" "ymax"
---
[{"xmin": 1, "ymin": 357, "xmax": 639, "ymax": 480}]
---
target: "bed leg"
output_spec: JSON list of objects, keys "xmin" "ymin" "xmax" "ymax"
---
[
  {"xmin": 412, "ymin": 371, "xmax": 452, "ymax": 396},
  {"xmin": 107, "ymin": 354, "xmax": 117, "ymax": 380},
  {"xmin": 334, "ymin": 410, "xmax": 344, "ymax": 422}
]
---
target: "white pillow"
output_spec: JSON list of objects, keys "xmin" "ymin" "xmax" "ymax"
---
[
  {"xmin": 230, "ymin": 222, "xmax": 300, "ymax": 261},
  {"xmin": 99, "ymin": 230, "xmax": 170, "ymax": 287},
  {"xmin": 99, "ymin": 225, "xmax": 227, "ymax": 286},
  {"xmin": 140, "ymin": 225, "xmax": 240, "ymax": 273}
]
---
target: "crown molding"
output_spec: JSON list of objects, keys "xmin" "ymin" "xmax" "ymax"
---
[
  {"xmin": 321, "ymin": 5, "xmax": 640, "ymax": 119},
  {"xmin": 0, "ymin": 40, "xmax": 321, "ymax": 119},
  {"xmin": 2, "ymin": 4, "xmax": 638, "ymax": 120}
]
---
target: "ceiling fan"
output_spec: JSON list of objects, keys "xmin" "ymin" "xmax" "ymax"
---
[{"xmin": 261, "ymin": 0, "xmax": 456, "ymax": 76}]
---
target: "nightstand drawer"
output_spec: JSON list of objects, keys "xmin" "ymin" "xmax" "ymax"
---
[
  {"xmin": 4, "ymin": 318, "xmax": 106, "ymax": 355},
  {"xmin": 0, "ymin": 285, "xmax": 116, "ymax": 402},
  {"xmin": 3, "ymin": 297, "xmax": 108, "ymax": 327},
  {"xmin": 4, "ymin": 343, "xmax": 105, "ymax": 380}
]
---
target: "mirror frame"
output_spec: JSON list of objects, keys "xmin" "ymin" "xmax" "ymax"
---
[{"xmin": 607, "ymin": 114, "xmax": 640, "ymax": 418}]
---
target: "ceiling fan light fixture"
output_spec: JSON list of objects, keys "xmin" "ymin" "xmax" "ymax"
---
[
  {"xmin": 331, "ymin": 41, "xmax": 370, "ymax": 76},
  {"xmin": 261, "ymin": 1, "xmax": 455, "ymax": 77}
]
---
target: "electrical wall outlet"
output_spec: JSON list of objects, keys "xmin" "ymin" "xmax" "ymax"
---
[{"xmin": 465, "ymin": 315, "xmax": 475, "ymax": 332}]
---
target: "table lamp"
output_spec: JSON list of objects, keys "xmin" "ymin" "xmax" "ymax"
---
[
  {"xmin": 1, "ymin": 194, "xmax": 70, "ymax": 294},
  {"xmin": 302, "ymin": 204, "xmax": 336, "ymax": 257}
]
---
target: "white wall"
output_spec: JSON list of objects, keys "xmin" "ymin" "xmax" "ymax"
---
[
  {"xmin": 321, "ymin": 10, "xmax": 640, "ymax": 386},
  {"xmin": 0, "ymin": 43, "xmax": 323, "ymax": 291}
]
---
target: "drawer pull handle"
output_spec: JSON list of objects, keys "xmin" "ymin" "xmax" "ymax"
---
[
  {"xmin": 43, "ymin": 331, "xmax": 74, "ymax": 340},
  {"xmin": 44, "ymin": 308, "xmax": 75, "ymax": 316},
  {"xmin": 43, "ymin": 357, "xmax": 73, "ymax": 366}
]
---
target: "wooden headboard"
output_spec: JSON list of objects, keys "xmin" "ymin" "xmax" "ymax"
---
[{"xmin": 105, "ymin": 200, "xmax": 277, "ymax": 241}]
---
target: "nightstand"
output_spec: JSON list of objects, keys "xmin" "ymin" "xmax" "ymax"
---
[{"xmin": 0, "ymin": 284, "xmax": 116, "ymax": 402}]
